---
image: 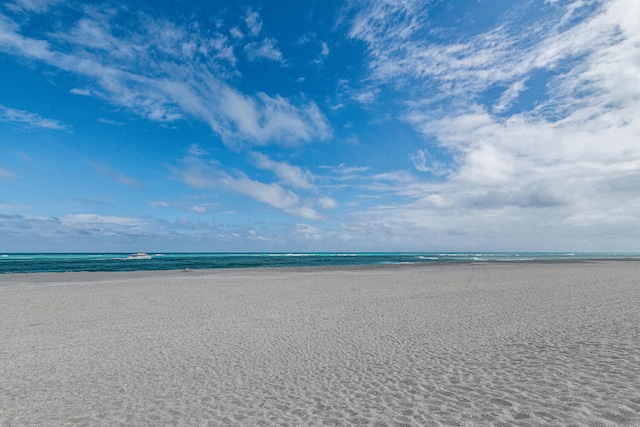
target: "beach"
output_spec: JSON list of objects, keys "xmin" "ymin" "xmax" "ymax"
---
[{"xmin": 1, "ymin": 262, "xmax": 639, "ymax": 426}]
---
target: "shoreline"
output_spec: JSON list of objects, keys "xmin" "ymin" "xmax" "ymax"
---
[{"xmin": 2, "ymin": 261, "xmax": 639, "ymax": 425}]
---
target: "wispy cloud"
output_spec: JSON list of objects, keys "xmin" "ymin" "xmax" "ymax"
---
[
  {"xmin": 250, "ymin": 151, "xmax": 315, "ymax": 189},
  {"xmin": 409, "ymin": 148, "xmax": 450, "ymax": 176},
  {"xmin": 320, "ymin": 41, "xmax": 329, "ymax": 57},
  {"xmin": 244, "ymin": 8, "xmax": 263, "ymax": 36},
  {"xmin": 0, "ymin": 104, "xmax": 68, "ymax": 130},
  {"xmin": 172, "ymin": 146, "xmax": 324, "ymax": 219},
  {"xmin": 0, "ymin": 4, "xmax": 330, "ymax": 146},
  {"xmin": 240, "ymin": 9, "xmax": 284, "ymax": 63},
  {"xmin": 293, "ymin": 223, "xmax": 323, "ymax": 241},
  {"xmin": 222, "ymin": 172, "xmax": 322, "ymax": 219},
  {"xmin": 229, "ymin": 27, "xmax": 244, "ymax": 39},
  {"xmin": 70, "ymin": 88, "xmax": 92, "ymax": 96},
  {"xmin": 97, "ymin": 118, "xmax": 123, "ymax": 126},
  {"xmin": 216, "ymin": 89, "xmax": 331, "ymax": 146},
  {"xmin": 492, "ymin": 80, "xmax": 527, "ymax": 114},
  {"xmin": 244, "ymin": 38, "xmax": 285, "ymax": 63},
  {"xmin": 348, "ymin": 0, "xmax": 620, "ymax": 111}
]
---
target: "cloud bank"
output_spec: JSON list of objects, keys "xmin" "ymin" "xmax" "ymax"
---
[{"xmin": 334, "ymin": 0, "xmax": 640, "ymax": 250}]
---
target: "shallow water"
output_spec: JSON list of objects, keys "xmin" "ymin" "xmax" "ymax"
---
[{"xmin": 2, "ymin": 251, "xmax": 639, "ymax": 274}]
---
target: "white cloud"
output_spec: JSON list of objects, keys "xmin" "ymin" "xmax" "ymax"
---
[
  {"xmin": 222, "ymin": 173, "xmax": 322, "ymax": 220},
  {"xmin": 250, "ymin": 152, "xmax": 314, "ymax": 189},
  {"xmin": 297, "ymin": 31, "xmax": 316, "ymax": 44},
  {"xmin": 330, "ymin": 164, "xmax": 370, "ymax": 180},
  {"xmin": 70, "ymin": 88, "xmax": 92, "ymax": 96},
  {"xmin": 320, "ymin": 41, "xmax": 329, "ymax": 57},
  {"xmin": 353, "ymin": 88, "xmax": 379, "ymax": 104},
  {"xmin": 294, "ymin": 223, "xmax": 323, "ymax": 240},
  {"xmin": 348, "ymin": 0, "xmax": 425, "ymax": 45},
  {"xmin": 492, "ymin": 79, "xmax": 527, "ymax": 114},
  {"xmin": 97, "ymin": 118, "xmax": 123, "ymax": 126},
  {"xmin": 457, "ymin": 141, "xmax": 518, "ymax": 186},
  {"xmin": 318, "ymin": 196, "xmax": 337, "ymax": 209},
  {"xmin": 409, "ymin": 148, "xmax": 450, "ymax": 176},
  {"xmin": 313, "ymin": 41, "xmax": 331, "ymax": 64},
  {"xmin": 244, "ymin": 38, "xmax": 285, "ymax": 63},
  {"xmin": 216, "ymin": 89, "xmax": 331, "ymax": 146},
  {"xmin": 229, "ymin": 27, "xmax": 244, "ymax": 39},
  {"xmin": 0, "ymin": 104, "xmax": 68, "ymax": 130},
  {"xmin": 245, "ymin": 9, "xmax": 263, "ymax": 36}
]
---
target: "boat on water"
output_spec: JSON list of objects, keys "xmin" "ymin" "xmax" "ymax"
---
[{"xmin": 126, "ymin": 251, "xmax": 152, "ymax": 260}]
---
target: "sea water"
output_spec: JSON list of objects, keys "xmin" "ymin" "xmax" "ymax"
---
[{"xmin": 1, "ymin": 252, "xmax": 639, "ymax": 274}]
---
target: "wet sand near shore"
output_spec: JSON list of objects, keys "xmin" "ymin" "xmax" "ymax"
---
[{"xmin": 1, "ymin": 262, "xmax": 639, "ymax": 425}]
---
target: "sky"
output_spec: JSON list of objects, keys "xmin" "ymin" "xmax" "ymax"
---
[{"xmin": 1, "ymin": 0, "xmax": 639, "ymax": 253}]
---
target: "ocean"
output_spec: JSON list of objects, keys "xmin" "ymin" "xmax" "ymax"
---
[{"xmin": 1, "ymin": 252, "xmax": 639, "ymax": 274}]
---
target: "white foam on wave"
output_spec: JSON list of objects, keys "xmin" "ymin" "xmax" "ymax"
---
[{"xmin": 270, "ymin": 253, "xmax": 316, "ymax": 257}]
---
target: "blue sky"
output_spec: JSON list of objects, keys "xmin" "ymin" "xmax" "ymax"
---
[{"xmin": 1, "ymin": 0, "xmax": 639, "ymax": 252}]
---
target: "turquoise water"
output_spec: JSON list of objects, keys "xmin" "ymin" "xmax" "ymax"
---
[{"xmin": 1, "ymin": 252, "xmax": 639, "ymax": 274}]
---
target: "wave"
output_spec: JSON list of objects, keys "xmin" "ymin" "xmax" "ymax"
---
[{"xmin": 268, "ymin": 253, "xmax": 317, "ymax": 257}]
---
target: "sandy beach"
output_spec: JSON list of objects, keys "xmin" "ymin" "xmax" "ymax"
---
[{"xmin": 1, "ymin": 262, "xmax": 639, "ymax": 426}]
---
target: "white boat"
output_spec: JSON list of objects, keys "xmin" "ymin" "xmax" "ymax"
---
[{"xmin": 126, "ymin": 251, "xmax": 152, "ymax": 260}]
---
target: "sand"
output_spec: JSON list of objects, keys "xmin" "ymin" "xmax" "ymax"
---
[{"xmin": 1, "ymin": 262, "xmax": 639, "ymax": 426}]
